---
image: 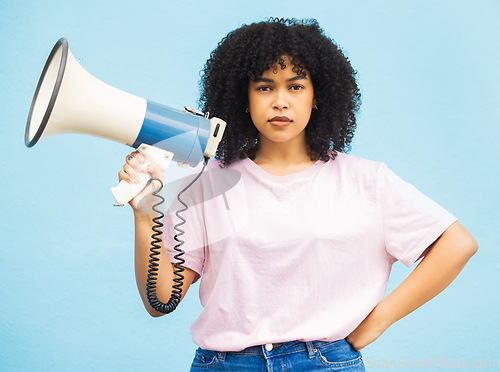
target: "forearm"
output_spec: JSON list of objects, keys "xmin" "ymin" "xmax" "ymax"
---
[
  {"xmin": 134, "ymin": 210, "xmax": 175, "ymax": 317},
  {"xmin": 347, "ymin": 221, "xmax": 478, "ymax": 350}
]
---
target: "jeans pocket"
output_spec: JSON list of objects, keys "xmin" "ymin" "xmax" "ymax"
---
[
  {"xmin": 315, "ymin": 340, "xmax": 364, "ymax": 370},
  {"xmin": 191, "ymin": 348, "xmax": 220, "ymax": 369}
]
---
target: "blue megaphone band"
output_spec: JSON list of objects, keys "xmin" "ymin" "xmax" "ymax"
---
[{"xmin": 132, "ymin": 101, "xmax": 211, "ymax": 167}]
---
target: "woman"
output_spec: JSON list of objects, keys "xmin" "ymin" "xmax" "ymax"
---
[{"xmin": 119, "ymin": 18, "xmax": 477, "ymax": 371}]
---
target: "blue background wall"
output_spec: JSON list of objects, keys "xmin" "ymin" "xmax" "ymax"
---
[{"xmin": 1, "ymin": 0, "xmax": 498, "ymax": 370}]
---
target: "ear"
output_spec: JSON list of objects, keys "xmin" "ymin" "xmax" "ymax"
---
[{"xmin": 312, "ymin": 98, "xmax": 318, "ymax": 110}]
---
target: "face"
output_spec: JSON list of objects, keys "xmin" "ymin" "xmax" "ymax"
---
[{"xmin": 247, "ymin": 56, "xmax": 315, "ymax": 148}]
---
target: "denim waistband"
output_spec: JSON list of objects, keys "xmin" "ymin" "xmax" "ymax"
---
[{"xmin": 217, "ymin": 339, "xmax": 343, "ymax": 361}]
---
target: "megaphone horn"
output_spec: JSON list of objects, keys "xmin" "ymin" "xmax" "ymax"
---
[{"xmin": 25, "ymin": 38, "xmax": 226, "ymax": 205}]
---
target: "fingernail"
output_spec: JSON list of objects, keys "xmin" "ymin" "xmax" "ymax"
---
[
  {"xmin": 135, "ymin": 177, "xmax": 141, "ymax": 183},
  {"xmin": 138, "ymin": 155, "xmax": 145, "ymax": 163},
  {"xmin": 141, "ymin": 165, "xmax": 150, "ymax": 172}
]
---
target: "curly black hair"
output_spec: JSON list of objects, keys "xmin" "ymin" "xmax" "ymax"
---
[{"xmin": 199, "ymin": 18, "xmax": 361, "ymax": 167}]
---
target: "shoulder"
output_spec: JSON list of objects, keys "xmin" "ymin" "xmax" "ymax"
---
[
  {"xmin": 199, "ymin": 158, "xmax": 245, "ymax": 189},
  {"xmin": 323, "ymin": 151, "xmax": 387, "ymax": 179}
]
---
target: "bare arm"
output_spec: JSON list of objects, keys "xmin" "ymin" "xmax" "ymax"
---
[
  {"xmin": 347, "ymin": 221, "xmax": 478, "ymax": 350},
  {"xmin": 134, "ymin": 211, "xmax": 197, "ymax": 317},
  {"xmin": 120, "ymin": 152, "xmax": 198, "ymax": 317}
]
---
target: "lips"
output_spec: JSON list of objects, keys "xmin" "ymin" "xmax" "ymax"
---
[{"xmin": 268, "ymin": 116, "xmax": 292, "ymax": 127}]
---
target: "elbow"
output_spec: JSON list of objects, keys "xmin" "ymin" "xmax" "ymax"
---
[
  {"xmin": 140, "ymin": 297, "xmax": 166, "ymax": 318},
  {"xmin": 453, "ymin": 221, "xmax": 478, "ymax": 261},
  {"xmin": 460, "ymin": 224, "xmax": 478, "ymax": 258},
  {"xmin": 466, "ymin": 235, "xmax": 478, "ymax": 258},
  {"xmin": 149, "ymin": 310, "xmax": 165, "ymax": 318},
  {"xmin": 146, "ymin": 306, "xmax": 166, "ymax": 318},
  {"xmin": 435, "ymin": 221, "xmax": 478, "ymax": 264}
]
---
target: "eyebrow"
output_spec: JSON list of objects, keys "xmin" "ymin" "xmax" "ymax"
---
[{"xmin": 252, "ymin": 75, "xmax": 308, "ymax": 83}]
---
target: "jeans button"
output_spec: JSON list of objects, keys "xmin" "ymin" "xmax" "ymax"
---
[{"xmin": 265, "ymin": 343, "xmax": 273, "ymax": 351}]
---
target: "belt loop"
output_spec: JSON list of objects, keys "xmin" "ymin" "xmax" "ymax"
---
[
  {"xmin": 305, "ymin": 341, "xmax": 315, "ymax": 359},
  {"xmin": 217, "ymin": 351, "xmax": 227, "ymax": 362}
]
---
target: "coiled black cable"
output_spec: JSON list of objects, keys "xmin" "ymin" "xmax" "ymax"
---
[{"xmin": 146, "ymin": 157, "xmax": 209, "ymax": 314}]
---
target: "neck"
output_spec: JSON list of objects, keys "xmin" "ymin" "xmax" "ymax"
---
[{"xmin": 253, "ymin": 135, "xmax": 313, "ymax": 167}]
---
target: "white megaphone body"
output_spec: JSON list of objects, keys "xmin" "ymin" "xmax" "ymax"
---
[{"xmin": 25, "ymin": 38, "xmax": 226, "ymax": 205}]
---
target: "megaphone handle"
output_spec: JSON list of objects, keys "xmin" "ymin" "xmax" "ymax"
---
[
  {"xmin": 111, "ymin": 145, "xmax": 174, "ymax": 206},
  {"xmin": 111, "ymin": 173, "xmax": 153, "ymax": 206}
]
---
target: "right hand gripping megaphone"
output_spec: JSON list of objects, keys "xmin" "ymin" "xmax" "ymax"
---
[{"xmin": 25, "ymin": 38, "xmax": 226, "ymax": 205}]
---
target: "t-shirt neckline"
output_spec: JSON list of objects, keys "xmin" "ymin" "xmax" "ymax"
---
[{"xmin": 241, "ymin": 156, "xmax": 324, "ymax": 183}]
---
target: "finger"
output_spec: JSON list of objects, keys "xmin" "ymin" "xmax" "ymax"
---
[
  {"xmin": 125, "ymin": 152, "xmax": 141, "ymax": 169},
  {"xmin": 125, "ymin": 152, "xmax": 149, "ymax": 174},
  {"xmin": 125, "ymin": 155, "xmax": 150, "ymax": 176},
  {"xmin": 145, "ymin": 161, "xmax": 162, "ymax": 177},
  {"xmin": 123, "ymin": 163, "xmax": 142, "ymax": 183},
  {"xmin": 118, "ymin": 170, "xmax": 137, "ymax": 184},
  {"xmin": 126, "ymin": 151, "xmax": 146, "ymax": 163}
]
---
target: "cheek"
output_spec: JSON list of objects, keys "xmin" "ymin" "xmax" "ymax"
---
[
  {"xmin": 248, "ymin": 109, "xmax": 262, "ymax": 129},
  {"xmin": 298, "ymin": 102, "xmax": 313, "ymax": 122},
  {"xmin": 248, "ymin": 97, "xmax": 268, "ymax": 117},
  {"xmin": 301, "ymin": 113, "xmax": 313, "ymax": 129},
  {"xmin": 301, "ymin": 97, "xmax": 315, "ymax": 122}
]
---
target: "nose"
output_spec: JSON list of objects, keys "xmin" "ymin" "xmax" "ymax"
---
[{"xmin": 273, "ymin": 89, "xmax": 289, "ymax": 110}]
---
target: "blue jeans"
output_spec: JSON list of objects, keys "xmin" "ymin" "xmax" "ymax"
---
[{"xmin": 189, "ymin": 338, "xmax": 365, "ymax": 371}]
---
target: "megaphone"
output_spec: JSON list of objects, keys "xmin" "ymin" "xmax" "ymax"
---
[{"xmin": 25, "ymin": 38, "xmax": 226, "ymax": 205}]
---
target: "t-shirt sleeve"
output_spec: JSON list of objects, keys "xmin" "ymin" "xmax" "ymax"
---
[
  {"xmin": 161, "ymin": 176, "xmax": 207, "ymax": 282},
  {"xmin": 379, "ymin": 163, "xmax": 457, "ymax": 267}
]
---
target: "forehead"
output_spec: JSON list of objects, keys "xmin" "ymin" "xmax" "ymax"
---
[{"xmin": 254, "ymin": 55, "xmax": 309, "ymax": 79}]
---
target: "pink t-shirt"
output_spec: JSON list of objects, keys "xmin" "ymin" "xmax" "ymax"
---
[{"xmin": 163, "ymin": 152, "xmax": 456, "ymax": 351}]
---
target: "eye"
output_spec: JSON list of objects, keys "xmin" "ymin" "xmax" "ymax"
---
[
  {"xmin": 257, "ymin": 86, "xmax": 272, "ymax": 92},
  {"xmin": 289, "ymin": 84, "xmax": 304, "ymax": 91}
]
